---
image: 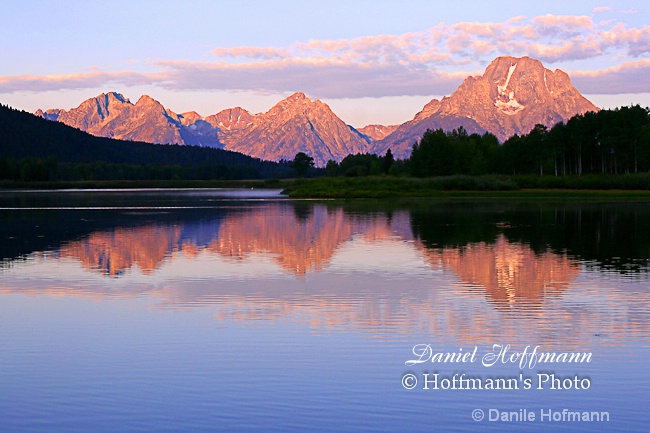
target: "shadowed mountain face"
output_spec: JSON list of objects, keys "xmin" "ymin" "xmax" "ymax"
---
[
  {"xmin": 374, "ymin": 56, "xmax": 599, "ymax": 159},
  {"xmin": 36, "ymin": 56, "xmax": 598, "ymax": 164}
]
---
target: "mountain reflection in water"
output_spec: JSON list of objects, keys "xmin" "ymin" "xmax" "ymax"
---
[{"xmin": 1, "ymin": 199, "xmax": 649, "ymax": 345}]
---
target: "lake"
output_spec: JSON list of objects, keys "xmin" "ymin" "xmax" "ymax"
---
[{"xmin": 1, "ymin": 189, "xmax": 649, "ymax": 432}]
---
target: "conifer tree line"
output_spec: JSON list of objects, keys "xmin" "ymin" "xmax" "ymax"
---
[
  {"xmin": 0, "ymin": 104, "xmax": 292, "ymax": 181},
  {"xmin": 408, "ymin": 105, "xmax": 650, "ymax": 177},
  {"xmin": 1, "ymin": 102, "xmax": 649, "ymax": 181},
  {"xmin": 321, "ymin": 105, "xmax": 650, "ymax": 178}
]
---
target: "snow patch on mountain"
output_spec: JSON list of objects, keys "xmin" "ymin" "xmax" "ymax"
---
[{"xmin": 495, "ymin": 62, "xmax": 525, "ymax": 115}]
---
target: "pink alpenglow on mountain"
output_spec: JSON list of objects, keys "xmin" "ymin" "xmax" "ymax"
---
[
  {"xmin": 37, "ymin": 92, "xmax": 222, "ymax": 148},
  {"xmin": 358, "ymin": 124, "xmax": 399, "ymax": 141},
  {"xmin": 222, "ymin": 92, "xmax": 370, "ymax": 166},
  {"xmin": 373, "ymin": 56, "xmax": 599, "ymax": 159},
  {"xmin": 36, "ymin": 56, "xmax": 598, "ymax": 165}
]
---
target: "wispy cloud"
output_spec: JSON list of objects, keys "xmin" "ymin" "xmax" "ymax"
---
[
  {"xmin": 211, "ymin": 47, "xmax": 290, "ymax": 60},
  {"xmin": 0, "ymin": 71, "xmax": 152, "ymax": 93},
  {"xmin": 593, "ymin": 6, "xmax": 636, "ymax": 15},
  {"xmin": 153, "ymin": 58, "xmax": 461, "ymax": 98},
  {"xmin": 2, "ymin": 13, "xmax": 650, "ymax": 98},
  {"xmin": 571, "ymin": 59, "xmax": 650, "ymax": 93}
]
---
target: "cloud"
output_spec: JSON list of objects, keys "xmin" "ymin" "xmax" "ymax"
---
[
  {"xmin": 531, "ymin": 14, "xmax": 593, "ymax": 32},
  {"xmin": 154, "ymin": 58, "xmax": 461, "ymax": 98},
  {"xmin": 2, "ymin": 13, "xmax": 650, "ymax": 99},
  {"xmin": 593, "ymin": 6, "xmax": 636, "ymax": 15},
  {"xmin": 0, "ymin": 71, "xmax": 151, "ymax": 93},
  {"xmin": 211, "ymin": 47, "xmax": 289, "ymax": 60},
  {"xmin": 601, "ymin": 25, "xmax": 650, "ymax": 56},
  {"xmin": 571, "ymin": 60, "xmax": 650, "ymax": 94},
  {"xmin": 436, "ymin": 15, "xmax": 605, "ymax": 62}
]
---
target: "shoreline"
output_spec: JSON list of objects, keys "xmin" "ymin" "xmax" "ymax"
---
[
  {"xmin": 0, "ymin": 178, "xmax": 288, "ymax": 190},
  {"xmin": 280, "ymin": 176, "xmax": 650, "ymax": 199},
  {"xmin": 2, "ymin": 176, "xmax": 650, "ymax": 200}
]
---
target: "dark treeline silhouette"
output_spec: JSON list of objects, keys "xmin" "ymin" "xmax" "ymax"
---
[
  {"xmin": 0, "ymin": 104, "xmax": 292, "ymax": 181},
  {"xmin": 319, "ymin": 105, "xmax": 650, "ymax": 179},
  {"xmin": 410, "ymin": 128, "xmax": 501, "ymax": 176},
  {"xmin": 321, "ymin": 149, "xmax": 405, "ymax": 177},
  {"xmin": 409, "ymin": 105, "xmax": 650, "ymax": 177},
  {"xmin": 3, "ymin": 102, "xmax": 650, "ymax": 182},
  {"xmin": 2, "ymin": 197, "xmax": 648, "ymax": 278}
]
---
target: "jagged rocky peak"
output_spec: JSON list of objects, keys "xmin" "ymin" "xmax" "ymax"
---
[
  {"xmin": 104, "ymin": 91, "xmax": 129, "ymax": 104},
  {"xmin": 458, "ymin": 55, "xmax": 598, "ymax": 121},
  {"xmin": 204, "ymin": 107, "xmax": 254, "ymax": 130},
  {"xmin": 88, "ymin": 92, "xmax": 131, "ymax": 121},
  {"xmin": 374, "ymin": 55, "xmax": 599, "ymax": 158},
  {"xmin": 135, "ymin": 94, "xmax": 160, "ymax": 107},
  {"xmin": 413, "ymin": 99, "xmax": 442, "ymax": 121},
  {"xmin": 276, "ymin": 92, "xmax": 310, "ymax": 106},
  {"xmin": 482, "ymin": 56, "xmax": 547, "ymax": 115},
  {"xmin": 358, "ymin": 124, "xmax": 399, "ymax": 141},
  {"xmin": 492, "ymin": 60, "xmax": 526, "ymax": 115},
  {"xmin": 35, "ymin": 108, "xmax": 65, "ymax": 121},
  {"xmin": 269, "ymin": 92, "xmax": 326, "ymax": 116},
  {"xmin": 433, "ymin": 55, "xmax": 597, "ymax": 139},
  {"xmin": 222, "ymin": 91, "xmax": 371, "ymax": 166},
  {"xmin": 289, "ymin": 91, "xmax": 308, "ymax": 101},
  {"xmin": 179, "ymin": 111, "xmax": 203, "ymax": 126},
  {"xmin": 35, "ymin": 55, "xmax": 599, "ymax": 165},
  {"xmin": 91, "ymin": 92, "xmax": 131, "ymax": 117}
]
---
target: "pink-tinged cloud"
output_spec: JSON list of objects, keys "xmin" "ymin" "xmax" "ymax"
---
[
  {"xmin": 154, "ymin": 58, "xmax": 461, "ymax": 98},
  {"xmin": 211, "ymin": 47, "xmax": 289, "ymax": 60},
  {"xmin": 439, "ymin": 14, "xmax": 607, "ymax": 62},
  {"xmin": 2, "ymin": 13, "xmax": 650, "ymax": 99},
  {"xmin": 593, "ymin": 6, "xmax": 636, "ymax": 14},
  {"xmin": 530, "ymin": 40, "xmax": 603, "ymax": 62},
  {"xmin": 571, "ymin": 60, "xmax": 650, "ymax": 94},
  {"xmin": 290, "ymin": 33, "xmax": 432, "ymax": 65},
  {"xmin": 531, "ymin": 14, "xmax": 593, "ymax": 32},
  {"xmin": 0, "ymin": 72, "xmax": 151, "ymax": 93},
  {"xmin": 601, "ymin": 25, "xmax": 650, "ymax": 56},
  {"xmin": 451, "ymin": 21, "xmax": 505, "ymax": 37}
]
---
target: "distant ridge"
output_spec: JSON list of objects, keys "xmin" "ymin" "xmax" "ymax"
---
[
  {"xmin": 37, "ymin": 92, "xmax": 222, "ymax": 148},
  {"xmin": 0, "ymin": 103, "xmax": 286, "ymax": 178},
  {"xmin": 36, "ymin": 56, "xmax": 599, "ymax": 165}
]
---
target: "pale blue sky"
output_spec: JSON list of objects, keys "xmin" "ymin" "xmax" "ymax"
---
[{"xmin": 2, "ymin": 1, "xmax": 649, "ymax": 126}]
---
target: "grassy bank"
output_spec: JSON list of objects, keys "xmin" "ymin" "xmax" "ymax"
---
[
  {"xmin": 282, "ymin": 175, "xmax": 518, "ymax": 198},
  {"xmin": 4, "ymin": 175, "xmax": 650, "ymax": 200},
  {"xmin": 282, "ymin": 175, "xmax": 650, "ymax": 199}
]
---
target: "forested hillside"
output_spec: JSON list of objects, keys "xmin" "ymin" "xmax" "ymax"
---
[{"xmin": 0, "ymin": 104, "xmax": 291, "ymax": 180}]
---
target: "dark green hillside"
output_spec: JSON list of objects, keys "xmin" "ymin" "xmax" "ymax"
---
[{"xmin": 0, "ymin": 104, "xmax": 291, "ymax": 180}]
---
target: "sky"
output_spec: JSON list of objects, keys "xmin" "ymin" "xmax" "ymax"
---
[{"xmin": 1, "ymin": 0, "xmax": 650, "ymax": 127}]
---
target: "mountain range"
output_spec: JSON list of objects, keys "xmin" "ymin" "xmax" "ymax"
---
[{"xmin": 37, "ymin": 56, "xmax": 599, "ymax": 166}]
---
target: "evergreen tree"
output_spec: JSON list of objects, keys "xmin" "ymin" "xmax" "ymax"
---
[{"xmin": 291, "ymin": 152, "xmax": 315, "ymax": 178}]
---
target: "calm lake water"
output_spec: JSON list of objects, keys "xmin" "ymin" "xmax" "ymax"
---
[{"xmin": 1, "ymin": 189, "xmax": 649, "ymax": 432}]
